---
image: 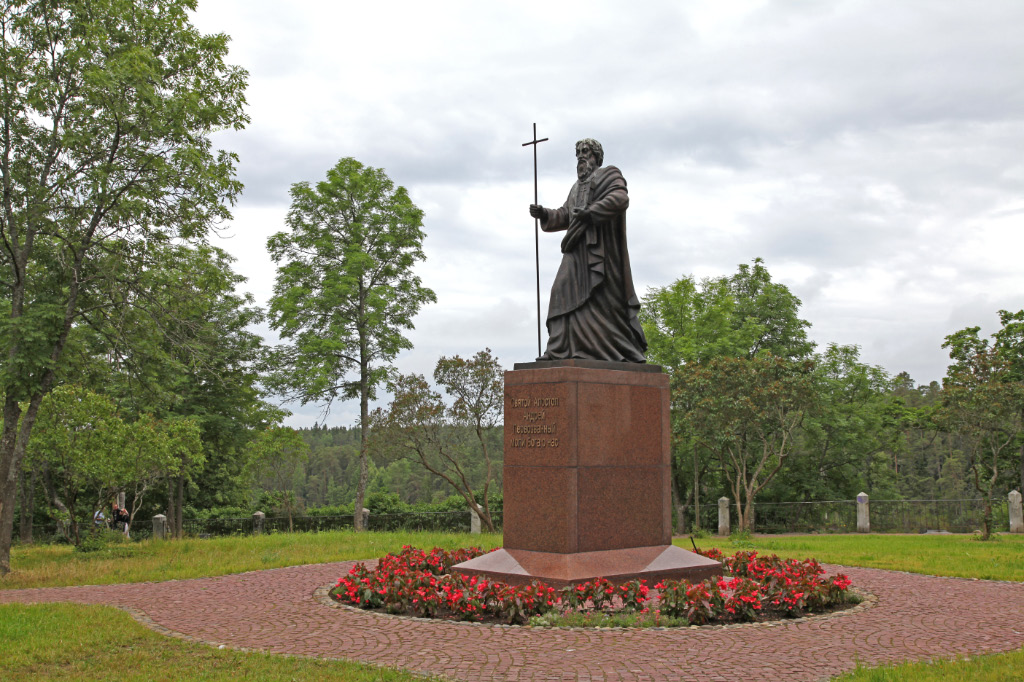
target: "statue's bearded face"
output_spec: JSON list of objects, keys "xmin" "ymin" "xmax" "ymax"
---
[{"xmin": 576, "ymin": 146, "xmax": 597, "ymax": 179}]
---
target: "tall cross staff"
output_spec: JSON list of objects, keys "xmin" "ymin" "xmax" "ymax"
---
[{"xmin": 523, "ymin": 123, "xmax": 548, "ymax": 358}]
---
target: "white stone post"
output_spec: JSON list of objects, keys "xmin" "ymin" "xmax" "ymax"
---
[
  {"xmin": 470, "ymin": 508, "xmax": 481, "ymax": 534},
  {"xmin": 152, "ymin": 514, "xmax": 167, "ymax": 540},
  {"xmin": 252, "ymin": 511, "xmax": 265, "ymax": 535},
  {"xmin": 856, "ymin": 492, "xmax": 870, "ymax": 533},
  {"xmin": 718, "ymin": 497, "xmax": 730, "ymax": 536},
  {"xmin": 361, "ymin": 508, "xmax": 370, "ymax": 530},
  {"xmin": 1009, "ymin": 490, "xmax": 1023, "ymax": 533}
]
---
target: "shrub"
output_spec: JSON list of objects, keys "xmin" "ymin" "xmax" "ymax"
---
[{"xmin": 75, "ymin": 528, "xmax": 130, "ymax": 554}]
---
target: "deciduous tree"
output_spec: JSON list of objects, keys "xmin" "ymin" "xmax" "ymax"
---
[
  {"xmin": 122, "ymin": 414, "xmax": 204, "ymax": 535},
  {"xmin": 641, "ymin": 259, "xmax": 813, "ymax": 530},
  {"xmin": 0, "ymin": 0, "xmax": 247, "ymax": 574},
  {"xmin": 266, "ymin": 157, "xmax": 435, "ymax": 530},
  {"xmin": 991, "ymin": 309, "xmax": 1024, "ymax": 493},
  {"xmin": 780, "ymin": 344, "xmax": 895, "ymax": 501},
  {"xmin": 27, "ymin": 385, "xmax": 126, "ymax": 543},
  {"xmin": 247, "ymin": 426, "xmax": 309, "ymax": 532},
  {"xmin": 675, "ymin": 355, "xmax": 817, "ymax": 532},
  {"xmin": 935, "ymin": 319, "xmax": 1024, "ymax": 539},
  {"xmin": 370, "ymin": 350, "xmax": 502, "ymax": 531}
]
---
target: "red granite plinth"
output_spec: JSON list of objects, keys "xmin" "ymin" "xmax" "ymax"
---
[
  {"xmin": 454, "ymin": 545, "xmax": 721, "ymax": 588},
  {"xmin": 454, "ymin": 362, "xmax": 721, "ymax": 586}
]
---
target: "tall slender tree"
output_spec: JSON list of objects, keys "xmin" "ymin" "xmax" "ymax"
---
[
  {"xmin": 0, "ymin": 0, "xmax": 248, "ymax": 574},
  {"xmin": 266, "ymin": 158, "xmax": 435, "ymax": 530}
]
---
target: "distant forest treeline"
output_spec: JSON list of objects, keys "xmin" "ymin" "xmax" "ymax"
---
[{"xmin": 282, "ymin": 425, "xmax": 502, "ymax": 512}]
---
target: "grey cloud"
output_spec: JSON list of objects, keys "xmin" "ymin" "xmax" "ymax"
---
[{"xmin": 199, "ymin": 0, "xmax": 1024, "ymax": 422}]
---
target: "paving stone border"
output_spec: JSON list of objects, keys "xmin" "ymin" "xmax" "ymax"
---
[{"xmin": 3, "ymin": 561, "xmax": 1023, "ymax": 681}]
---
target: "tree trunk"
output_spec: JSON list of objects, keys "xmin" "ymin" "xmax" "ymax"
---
[
  {"xmin": 739, "ymin": 490, "xmax": 756, "ymax": 533},
  {"xmin": 18, "ymin": 468, "xmax": 34, "ymax": 544},
  {"xmin": 41, "ymin": 471, "xmax": 72, "ymax": 543},
  {"xmin": 166, "ymin": 479, "xmax": 177, "ymax": 540},
  {"xmin": 475, "ymin": 424, "xmax": 495, "ymax": 531},
  {"xmin": 670, "ymin": 473, "xmax": 685, "ymax": 534},
  {"xmin": 692, "ymin": 449, "xmax": 701, "ymax": 531},
  {"xmin": 175, "ymin": 476, "xmax": 184, "ymax": 539},
  {"xmin": 982, "ymin": 499, "xmax": 992, "ymax": 541},
  {"xmin": 1019, "ymin": 441, "xmax": 1023, "ymax": 498},
  {"xmin": 1, "ymin": 393, "xmax": 44, "ymax": 573},
  {"xmin": 1, "ymin": 233, "xmax": 84, "ymax": 570},
  {"xmin": 354, "ymin": 354, "xmax": 369, "ymax": 532},
  {"xmin": 0, "ymin": 392, "xmax": 23, "ymax": 575},
  {"xmin": 469, "ymin": 498, "xmax": 496, "ymax": 533}
]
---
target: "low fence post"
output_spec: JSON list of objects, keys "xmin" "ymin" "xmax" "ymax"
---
[
  {"xmin": 152, "ymin": 514, "xmax": 166, "ymax": 540},
  {"xmin": 253, "ymin": 511, "xmax": 265, "ymax": 535},
  {"xmin": 1010, "ymin": 490, "xmax": 1023, "ymax": 533},
  {"xmin": 717, "ymin": 497, "xmax": 730, "ymax": 536},
  {"xmin": 857, "ymin": 493, "xmax": 870, "ymax": 533},
  {"xmin": 469, "ymin": 508, "xmax": 481, "ymax": 534}
]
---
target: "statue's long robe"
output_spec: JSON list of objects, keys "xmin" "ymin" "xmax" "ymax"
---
[{"xmin": 539, "ymin": 165, "xmax": 647, "ymax": 362}]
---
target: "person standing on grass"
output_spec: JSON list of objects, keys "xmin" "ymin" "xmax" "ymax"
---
[{"xmin": 116, "ymin": 505, "xmax": 131, "ymax": 539}]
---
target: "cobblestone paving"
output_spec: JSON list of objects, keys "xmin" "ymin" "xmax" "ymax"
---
[{"xmin": 3, "ymin": 562, "xmax": 1023, "ymax": 681}]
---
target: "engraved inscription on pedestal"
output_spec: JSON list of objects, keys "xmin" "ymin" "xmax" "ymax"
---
[
  {"xmin": 504, "ymin": 383, "xmax": 574, "ymax": 468},
  {"xmin": 508, "ymin": 395, "xmax": 560, "ymax": 450}
]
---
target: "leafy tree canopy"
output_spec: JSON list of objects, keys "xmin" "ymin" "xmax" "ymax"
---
[
  {"xmin": 641, "ymin": 257, "xmax": 813, "ymax": 371},
  {"xmin": 265, "ymin": 157, "xmax": 436, "ymax": 529},
  {"xmin": 1, "ymin": 0, "xmax": 248, "ymax": 573}
]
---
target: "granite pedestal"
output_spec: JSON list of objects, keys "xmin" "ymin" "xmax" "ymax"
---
[{"xmin": 454, "ymin": 360, "xmax": 721, "ymax": 587}]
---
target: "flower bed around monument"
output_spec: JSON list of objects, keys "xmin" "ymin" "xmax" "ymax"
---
[{"xmin": 328, "ymin": 545, "xmax": 856, "ymax": 626}]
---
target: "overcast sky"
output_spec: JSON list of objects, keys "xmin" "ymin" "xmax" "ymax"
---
[{"xmin": 190, "ymin": 0, "xmax": 1024, "ymax": 427}]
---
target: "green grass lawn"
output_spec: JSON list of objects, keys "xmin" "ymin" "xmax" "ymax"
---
[
  {"xmin": 833, "ymin": 649, "xmax": 1024, "ymax": 681},
  {"xmin": 2, "ymin": 530, "xmax": 1022, "ymax": 681},
  {"xmin": 683, "ymin": 532, "xmax": 1024, "ymax": 582},
  {"xmin": 2, "ymin": 529, "xmax": 503, "ymax": 590},
  {"xmin": 1, "ymin": 603, "xmax": 429, "ymax": 681}
]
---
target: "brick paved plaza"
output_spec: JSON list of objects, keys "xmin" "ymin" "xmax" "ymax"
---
[{"xmin": 3, "ymin": 561, "xmax": 1023, "ymax": 681}]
